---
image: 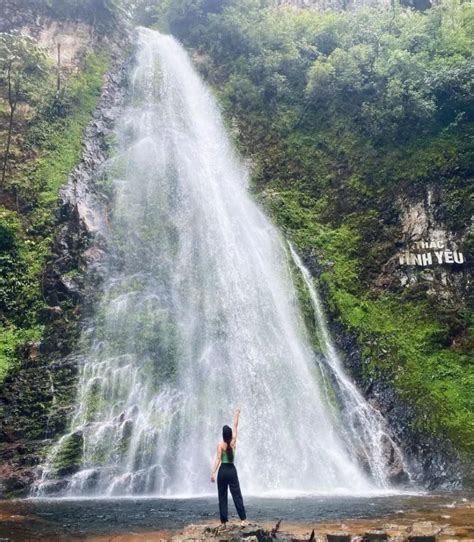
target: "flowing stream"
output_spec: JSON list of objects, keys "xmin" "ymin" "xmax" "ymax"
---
[{"xmin": 34, "ymin": 28, "xmax": 408, "ymax": 498}]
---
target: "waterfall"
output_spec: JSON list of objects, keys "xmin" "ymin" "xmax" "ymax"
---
[
  {"xmin": 34, "ymin": 28, "xmax": 405, "ymax": 498},
  {"xmin": 288, "ymin": 244, "xmax": 409, "ymax": 488}
]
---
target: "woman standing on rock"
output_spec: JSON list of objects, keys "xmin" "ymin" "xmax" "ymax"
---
[{"xmin": 211, "ymin": 408, "xmax": 248, "ymax": 527}]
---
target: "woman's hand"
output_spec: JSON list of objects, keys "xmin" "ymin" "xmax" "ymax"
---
[{"xmin": 211, "ymin": 444, "xmax": 221, "ymax": 482}]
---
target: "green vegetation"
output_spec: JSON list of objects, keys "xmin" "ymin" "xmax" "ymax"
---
[
  {"xmin": 1, "ymin": 0, "xmax": 472, "ymax": 485},
  {"xmin": 0, "ymin": 46, "xmax": 111, "ymax": 380},
  {"xmin": 51, "ymin": 431, "xmax": 84, "ymax": 476},
  {"xmin": 154, "ymin": 0, "xmax": 473, "ymax": 458}
]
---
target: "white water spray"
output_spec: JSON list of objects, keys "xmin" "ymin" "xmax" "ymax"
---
[{"xmin": 34, "ymin": 28, "xmax": 407, "ymax": 498}]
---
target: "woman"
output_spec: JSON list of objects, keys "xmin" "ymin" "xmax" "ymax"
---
[{"xmin": 211, "ymin": 408, "xmax": 247, "ymax": 526}]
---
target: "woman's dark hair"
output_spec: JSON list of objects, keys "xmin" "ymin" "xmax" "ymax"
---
[{"xmin": 222, "ymin": 425, "xmax": 233, "ymax": 462}]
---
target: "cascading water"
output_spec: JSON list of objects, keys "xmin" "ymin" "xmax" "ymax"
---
[
  {"xmin": 288, "ymin": 244, "xmax": 409, "ymax": 488},
  {"xmin": 34, "ymin": 28, "xmax": 407, "ymax": 498}
]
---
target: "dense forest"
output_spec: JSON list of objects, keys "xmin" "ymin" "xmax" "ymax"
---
[{"xmin": 0, "ymin": 0, "xmax": 472, "ymax": 496}]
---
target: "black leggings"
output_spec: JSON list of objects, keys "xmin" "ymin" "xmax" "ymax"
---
[{"xmin": 217, "ymin": 463, "xmax": 246, "ymax": 523}]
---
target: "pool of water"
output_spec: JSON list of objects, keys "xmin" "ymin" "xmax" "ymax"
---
[{"xmin": 0, "ymin": 491, "xmax": 470, "ymax": 541}]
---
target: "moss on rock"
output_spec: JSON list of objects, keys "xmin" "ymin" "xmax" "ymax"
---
[{"xmin": 51, "ymin": 430, "xmax": 84, "ymax": 477}]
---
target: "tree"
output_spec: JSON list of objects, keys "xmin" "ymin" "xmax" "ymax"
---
[{"xmin": 0, "ymin": 32, "xmax": 48, "ymax": 186}]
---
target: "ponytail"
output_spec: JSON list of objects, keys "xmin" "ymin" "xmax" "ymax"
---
[{"xmin": 222, "ymin": 425, "xmax": 233, "ymax": 462}]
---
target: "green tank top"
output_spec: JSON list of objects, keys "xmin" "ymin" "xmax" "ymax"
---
[{"xmin": 221, "ymin": 446, "xmax": 235, "ymax": 464}]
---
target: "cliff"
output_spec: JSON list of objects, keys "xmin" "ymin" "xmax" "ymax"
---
[
  {"xmin": 0, "ymin": 0, "xmax": 472, "ymax": 497},
  {"xmin": 0, "ymin": 1, "xmax": 130, "ymax": 497}
]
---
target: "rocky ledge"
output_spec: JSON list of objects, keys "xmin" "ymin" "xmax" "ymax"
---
[{"xmin": 169, "ymin": 511, "xmax": 474, "ymax": 542}]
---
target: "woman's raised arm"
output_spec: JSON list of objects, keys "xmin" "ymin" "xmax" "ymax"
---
[{"xmin": 232, "ymin": 408, "xmax": 240, "ymax": 446}]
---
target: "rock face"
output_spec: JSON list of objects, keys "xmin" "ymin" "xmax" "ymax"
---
[
  {"xmin": 375, "ymin": 187, "xmax": 471, "ymax": 308},
  {"xmin": 394, "ymin": 190, "xmax": 470, "ymax": 304},
  {"xmin": 298, "ymin": 168, "xmax": 472, "ymax": 490},
  {"xmin": 0, "ymin": 25, "xmax": 130, "ymax": 498},
  {"xmin": 28, "ymin": 19, "xmax": 95, "ymax": 68},
  {"xmin": 0, "ymin": 6, "xmax": 468, "ymax": 498},
  {"xmin": 350, "ymin": 359, "xmax": 464, "ymax": 489},
  {"xmin": 340, "ymin": 318, "xmax": 463, "ymax": 489},
  {"xmin": 0, "ymin": 0, "xmax": 37, "ymax": 32}
]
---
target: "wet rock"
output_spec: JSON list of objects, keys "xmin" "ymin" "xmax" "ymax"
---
[
  {"xmin": 406, "ymin": 522, "xmax": 438, "ymax": 542},
  {"xmin": 52, "ymin": 430, "xmax": 84, "ymax": 477},
  {"xmin": 15, "ymin": 444, "xmax": 27, "ymax": 455},
  {"xmin": 19, "ymin": 341, "xmax": 41, "ymax": 362},
  {"xmin": 59, "ymin": 273, "xmax": 82, "ymax": 298},
  {"xmin": 39, "ymin": 305, "xmax": 64, "ymax": 323},
  {"xmin": 440, "ymin": 528, "xmax": 456, "ymax": 536},
  {"xmin": 380, "ymin": 435, "xmax": 409, "ymax": 485},
  {"xmin": 81, "ymin": 469, "xmax": 100, "ymax": 492},
  {"xmin": 38, "ymin": 478, "xmax": 69, "ymax": 496},
  {"xmin": 0, "ymin": 464, "xmax": 36, "ymax": 498},
  {"xmin": 83, "ymin": 245, "xmax": 106, "ymax": 267}
]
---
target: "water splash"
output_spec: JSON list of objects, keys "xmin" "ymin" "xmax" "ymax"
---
[{"xmin": 33, "ymin": 28, "xmax": 406, "ymax": 497}]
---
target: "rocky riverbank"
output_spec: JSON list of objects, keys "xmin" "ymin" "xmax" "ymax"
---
[
  {"xmin": 84, "ymin": 500, "xmax": 474, "ymax": 542},
  {"xmin": 167, "ymin": 504, "xmax": 474, "ymax": 542},
  {"xmin": 0, "ymin": 494, "xmax": 472, "ymax": 542}
]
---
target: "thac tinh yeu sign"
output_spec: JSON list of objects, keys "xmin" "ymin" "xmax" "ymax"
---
[{"xmin": 399, "ymin": 240, "xmax": 465, "ymax": 266}]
